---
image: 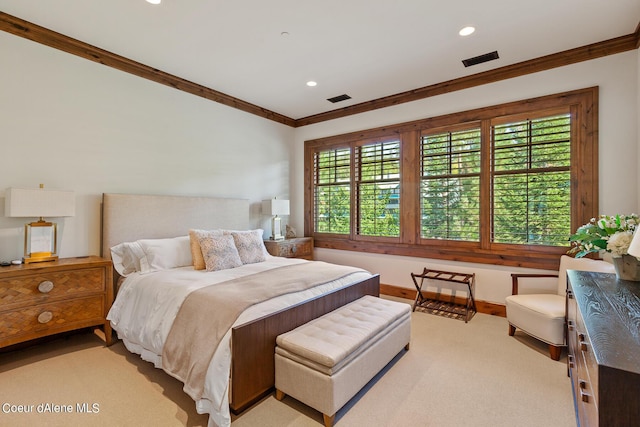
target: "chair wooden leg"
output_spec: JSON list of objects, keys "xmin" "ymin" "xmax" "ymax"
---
[
  {"xmin": 549, "ymin": 344, "xmax": 562, "ymax": 361},
  {"xmin": 275, "ymin": 389, "xmax": 285, "ymax": 401},
  {"xmin": 508, "ymin": 324, "xmax": 516, "ymax": 336}
]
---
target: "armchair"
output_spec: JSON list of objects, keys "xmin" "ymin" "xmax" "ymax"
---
[{"xmin": 505, "ymin": 255, "xmax": 615, "ymax": 360}]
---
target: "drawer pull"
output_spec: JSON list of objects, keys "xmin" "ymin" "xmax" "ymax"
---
[
  {"xmin": 578, "ymin": 333, "xmax": 588, "ymax": 352},
  {"xmin": 37, "ymin": 311, "xmax": 53, "ymax": 324},
  {"xmin": 579, "ymin": 381, "xmax": 590, "ymax": 403},
  {"xmin": 567, "ymin": 320, "xmax": 574, "ymax": 331},
  {"xmin": 291, "ymin": 245, "xmax": 297, "ymax": 254},
  {"xmin": 38, "ymin": 280, "xmax": 54, "ymax": 293},
  {"xmin": 568, "ymin": 354, "xmax": 575, "ymax": 369}
]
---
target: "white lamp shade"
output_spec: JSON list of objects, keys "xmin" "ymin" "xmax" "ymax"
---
[
  {"xmin": 5, "ymin": 187, "xmax": 75, "ymax": 218},
  {"xmin": 628, "ymin": 230, "xmax": 640, "ymax": 258},
  {"xmin": 262, "ymin": 199, "xmax": 290, "ymax": 216}
]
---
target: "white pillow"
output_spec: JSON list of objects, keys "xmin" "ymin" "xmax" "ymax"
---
[
  {"xmin": 198, "ymin": 233, "xmax": 243, "ymax": 271},
  {"xmin": 136, "ymin": 236, "xmax": 192, "ymax": 273},
  {"xmin": 111, "ymin": 241, "xmax": 144, "ymax": 276},
  {"xmin": 111, "ymin": 236, "xmax": 192, "ymax": 275},
  {"xmin": 230, "ymin": 229, "xmax": 268, "ymax": 264}
]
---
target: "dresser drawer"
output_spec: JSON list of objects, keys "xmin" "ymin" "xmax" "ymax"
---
[
  {"xmin": 575, "ymin": 312, "xmax": 599, "ymax": 404},
  {"xmin": 0, "ymin": 267, "xmax": 105, "ymax": 310},
  {"xmin": 576, "ymin": 370, "xmax": 598, "ymax": 427},
  {"xmin": 0, "ymin": 295, "xmax": 104, "ymax": 344}
]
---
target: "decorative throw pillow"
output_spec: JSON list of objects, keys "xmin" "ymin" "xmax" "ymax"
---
[
  {"xmin": 198, "ymin": 233, "xmax": 243, "ymax": 271},
  {"xmin": 231, "ymin": 229, "xmax": 268, "ymax": 264},
  {"xmin": 189, "ymin": 229, "xmax": 223, "ymax": 270}
]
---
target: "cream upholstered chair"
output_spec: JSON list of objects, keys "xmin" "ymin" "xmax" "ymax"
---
[{"xmin": 505, "ymin": 255, "xmax": 615, "ymax": 360}]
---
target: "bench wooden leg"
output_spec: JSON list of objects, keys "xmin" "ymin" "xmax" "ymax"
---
[
  {"xmin": 549, "ymin": 344, "xmax": 562, "ymax": 361},
  {"xmin": 275, "ymin": 389, "xmax": 285, "ymax": 401},
  {"xmin": 508, "ymin": 324, "xmax": 516, "ymax": 336},
  {"xmin": 323, "ymin": 413, "xmax": 335, "ymax": 427}
]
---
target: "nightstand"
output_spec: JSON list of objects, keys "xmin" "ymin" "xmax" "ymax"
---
[
  {"xmin": 0, "ymin": 256, "xmax": 113, "ymax": 349},
  {"xmin": 264, "ymin": 237, "xmax": 314, "ymax": 260}
]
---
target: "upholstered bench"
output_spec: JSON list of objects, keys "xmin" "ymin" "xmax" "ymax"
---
[{"xmin": 274, "ymin": 295, "xmax": 411, "ymax": 427}]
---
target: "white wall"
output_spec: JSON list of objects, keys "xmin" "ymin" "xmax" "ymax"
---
[
  {"xmin": 2, "ymin": 29, "xmax": 637, "ymax": 307},
  {"xmin": 0, "ymin": 32, "xmax": 294, "ymax": 261},
  {"xmin": 292, "ymin": 51, "xmax": 639, "ymax": 304}
]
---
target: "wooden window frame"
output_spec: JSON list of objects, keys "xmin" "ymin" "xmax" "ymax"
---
[{"xmin": 304, "ymin": 87, "xmax": 598, "ymax": 270}]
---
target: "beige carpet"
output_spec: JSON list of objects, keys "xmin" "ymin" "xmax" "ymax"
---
[{"xmin": 0, "ymin": 297, "xmax": 576, "ymax": 427}]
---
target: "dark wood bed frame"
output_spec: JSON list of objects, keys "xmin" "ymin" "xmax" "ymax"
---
[
  {"xmin": 100, "ymin": 193, "xmax": 380, "ymax": 415},
  {"xmin": 230, "ymin": 274, "xmax": 380, "ymax": 413}
]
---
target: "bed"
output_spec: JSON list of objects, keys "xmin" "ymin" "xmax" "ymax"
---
[{"xmin": 100, "ymin": 193, "xmax": 380, "ymax": 427}]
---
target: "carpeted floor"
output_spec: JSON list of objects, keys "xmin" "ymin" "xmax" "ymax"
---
[{"xmin": 0, "ymin": 297, "xmax": 576, "ymax": 427}]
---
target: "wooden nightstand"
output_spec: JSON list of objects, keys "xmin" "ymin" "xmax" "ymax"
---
[
  {"xmin": 0, "ymin": 256, "xmax": 113, "ymax": 349},
  {"xmin": 264, "ymin": 237, "xmax": 314, "ymax": 260}
]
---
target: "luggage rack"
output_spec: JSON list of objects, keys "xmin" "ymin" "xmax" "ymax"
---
[{"xmin": 410, "ymin": 268, "xmax": 477, "ymax": 323}]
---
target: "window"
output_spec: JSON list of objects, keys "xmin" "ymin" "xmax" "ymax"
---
[
  {"xmin": 421, "ymin": 126, "xmax": 481, "ymax": 241},
  {"xmin": 491, "ymin": 112, "xmax": 571, "ymax": 246},
  {"xmin": 304, "ymin": 87, "xmax": 598, "ymax": 270},
  {"xmin": 314, "ymin": 147, "xmax": 350, "ymax": 234},
  {"xmin": 356, "ymin": 139, "xmax": 401, "ymax": 238}
]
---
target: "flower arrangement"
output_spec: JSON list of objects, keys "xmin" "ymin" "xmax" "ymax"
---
[{"xmin": 568, "ymin": 214, "xmax": 639, "ymax": 258}]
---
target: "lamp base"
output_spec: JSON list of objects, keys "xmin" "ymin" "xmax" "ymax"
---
[
  {"xmin": 270, "ymin": 216, "xmax": 285, "ymax": 241},
  {"xmin": 24, "ymin": 220, "xmax": 58, "ymax": 264},
  {"xmin": 23, "ymin": 253, "xmax": 58, "ymax": 264}
]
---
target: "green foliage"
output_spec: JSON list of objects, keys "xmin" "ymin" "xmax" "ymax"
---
[
  {"xmin": 568, "ymin": 214, "xmax": 639, "ymax": 257},
  {"xmin": 314, "ymin": 114, "xmax": 575, "ymax": 246}
]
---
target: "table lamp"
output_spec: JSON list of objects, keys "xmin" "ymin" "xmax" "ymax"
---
[
  {"xmin": 262, "ymin": 198, "xmax": 289, "ymax": 241},
  {"xmin": 5, "ymin": 185, "xmax": 75, "ymax": 263},
  {"xmin": 628, "ymin": 229, "xmax": 640, "ymax": 258}
]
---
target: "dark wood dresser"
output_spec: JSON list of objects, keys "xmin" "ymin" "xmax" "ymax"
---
[{"xmin": 566, "ymin": 270, "xmax": 640, "ymax": 427}]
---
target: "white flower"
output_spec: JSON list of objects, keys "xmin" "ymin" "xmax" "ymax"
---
[{"xmin": 606, "ymin": 231, "xmax": 634, "ymax": 257}]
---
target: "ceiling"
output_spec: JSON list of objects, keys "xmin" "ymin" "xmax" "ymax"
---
[{"xmin": 1, "ymin": 0, "xmax": 639, "ymax": 121}]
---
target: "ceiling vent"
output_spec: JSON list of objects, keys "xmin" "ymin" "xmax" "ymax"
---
[
  {"xmin": 327, "ymin": 94, "xmax": 352, "ymax": 103},
  {"xmin": 462, "ymin": 51, "xmax": 499, "ymax": 67}
]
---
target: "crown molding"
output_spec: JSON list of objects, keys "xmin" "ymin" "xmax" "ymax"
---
[
  {"xmin": 294, "ymin": 31, "xmax": 638, "ymax": 127},
  {"xmin": 0, "ymin": 11, "xmax": 296, "ymax": 127},
  {"xmin": 1, "ymin": 12, "xmax": 638, "ymax": 128}
]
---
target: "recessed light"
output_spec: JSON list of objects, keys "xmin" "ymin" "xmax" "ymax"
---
[
  {"xmin": 306, "ymin": 81, "xmax": 317, "ymax": 87},
  {"xmin": 146, "ymin": 0, "xmax": 161, "ymax": 4},
  {"xmin": 459, "ymin": 26, "xmax": 475, "ymax": 36}
]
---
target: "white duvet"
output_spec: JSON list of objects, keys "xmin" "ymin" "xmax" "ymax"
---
[{"xmin": 107, "ymin": 256, "xmax": 371, "ymax": 427}]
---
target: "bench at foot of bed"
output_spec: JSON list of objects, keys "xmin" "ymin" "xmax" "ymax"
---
[{"xmin": 274, "ymin": 295, "xmax": 411, "ymax": 427}]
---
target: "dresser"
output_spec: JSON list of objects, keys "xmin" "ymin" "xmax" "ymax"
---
[
  {"xmin": 566, "ymin": 270, "xmax": 640, "ymax": 427},
  {"xmin": 0, "ymin": 256, "xmax": 113, "ymax": 348},
  {"xmin": 264, "ymin": 237, "xmax": 313, "ymax": 260}
]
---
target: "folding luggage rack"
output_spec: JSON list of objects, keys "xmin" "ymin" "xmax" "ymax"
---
[{"xmin": 410, "ymin": 268, "xmax": 477, "ymax": 323}]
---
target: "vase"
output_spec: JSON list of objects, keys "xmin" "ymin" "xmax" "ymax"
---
[{"xmin": 612, "ymin": 254, "xmax": 640, "ymax": 281}]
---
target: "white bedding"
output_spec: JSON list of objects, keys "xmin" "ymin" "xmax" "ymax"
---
[{"xmin": 106, "ymin": 256, "xmax": 372, "ymax": 427}]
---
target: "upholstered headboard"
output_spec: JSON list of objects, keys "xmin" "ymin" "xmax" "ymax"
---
[{"xmin": 101, "ymin": 193, "xmax": 250, "ymax": 261}]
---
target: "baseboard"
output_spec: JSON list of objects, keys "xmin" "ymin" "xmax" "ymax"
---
[{"xmin": 380, "ymin": 283, "xmax": 506, "ymax": 318}]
